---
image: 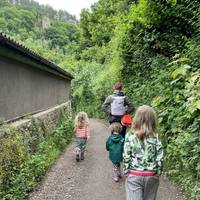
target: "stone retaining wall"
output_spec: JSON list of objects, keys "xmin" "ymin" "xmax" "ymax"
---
[{"xmin": 0, "ymin": 102, "xmax": 71, "ymax": 148}]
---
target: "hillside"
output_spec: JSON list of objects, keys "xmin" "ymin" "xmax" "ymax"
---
[{"xmin": 0, "ymin": 0, "xmax": 79, "ymax": 67}]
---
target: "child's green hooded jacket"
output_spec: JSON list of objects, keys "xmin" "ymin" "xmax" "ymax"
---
[{"xmin": 106, "ymin": 133, "xmax": 124, "ymax": 163}]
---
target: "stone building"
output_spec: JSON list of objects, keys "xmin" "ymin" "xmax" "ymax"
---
[
  {"xmin": 42, "ymin": 16, "xmax": 51, "ymax": 29},
  {"xmin": 0, "ymin": 33, "xmax": 73, "ymax": 123}
]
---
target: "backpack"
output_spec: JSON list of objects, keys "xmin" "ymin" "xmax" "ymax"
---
[
  {"xmin": 111, "ymin": 96, "xmax": 126, "ymax": 116},
  {"xmin": 121, "ymin": 113, "xmax": 132, "ymax": 126}
]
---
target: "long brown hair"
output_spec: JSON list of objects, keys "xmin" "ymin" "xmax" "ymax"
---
[{"xmin": 132, "ymin": 105, "xmax": 157, "ymax": 139}]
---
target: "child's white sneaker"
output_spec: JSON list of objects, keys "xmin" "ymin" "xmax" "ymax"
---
[
  {"xmin": 113, "ymin": 177, "xmax": 119, "ymax": 182},
  {"xmin": 75, "ymin": 148, "xmax": 81, "ymax": 162}
]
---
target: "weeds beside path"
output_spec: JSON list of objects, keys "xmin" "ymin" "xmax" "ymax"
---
[{"xmin": 29, "ymin": 119, "xmax": 184, "ymax": 200}]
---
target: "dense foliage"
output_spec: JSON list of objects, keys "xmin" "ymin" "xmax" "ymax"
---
[
  {"xmin": 73, "ymin": 0, "xmax": 200, "ymax": 199},
  {"xmin": 0, "ymin": 114, "xmax": 73, "ymax": 200},
  {"xmin": 117, "ymin": 2, "xmax": 200, "ymax": 198},
  {"xmin": 0, "ymin": 0, "xmax": 79, "ymax": 65},
  {"xmin": 0, "ymin": 0, "xmax": 199, "ymax": 199}
]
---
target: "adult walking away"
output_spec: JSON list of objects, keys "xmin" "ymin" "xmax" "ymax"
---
[
  {"xmin": 102, "ymin": 81, "xmax": 134, "ymax": 138},
  {"xmin": 123, "ymin": 105, "xmax": 164, "ymax": 200}
]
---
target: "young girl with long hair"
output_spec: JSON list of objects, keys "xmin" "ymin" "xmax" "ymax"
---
[
  {"xmin": 123, "ymin": 105, "xmax": 164, "ymax": 200},
  {"xmin": 74, "ymin": 112, "xmax": 90, "ymax": 162}
]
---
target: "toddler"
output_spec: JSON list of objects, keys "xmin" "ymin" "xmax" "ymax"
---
[
  {"xmin": 106, "ymin": 122, "xmax": 124, "ymax": 182},
  {"xmin": 74, "ymin": 112, "xmax": 90, "ymax": 162}
]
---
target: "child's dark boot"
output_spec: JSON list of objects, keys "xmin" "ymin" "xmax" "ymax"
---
[{"xmin": 81, "ymin": 151, "xmax": 85, "ymax": 160}]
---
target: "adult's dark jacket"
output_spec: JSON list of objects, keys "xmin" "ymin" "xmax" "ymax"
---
[{"xmin": 102, "ymin": 90, "xmax": 134, "ymax": 123}]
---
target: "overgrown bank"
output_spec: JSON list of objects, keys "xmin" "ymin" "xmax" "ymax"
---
[
  {"xmin": 71, "ymin": 0, "xmax": 200, "ymax": 199},
  {"xmin": 119, "ymin": 2, "xmax": 200, "ymax": 199},
  {"xmin": 0, "ymin": 114, "xmax": 73, "ymax": 200}
]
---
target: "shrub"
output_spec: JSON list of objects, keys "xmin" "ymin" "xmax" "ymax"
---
[{"xmin": 0, "ymin": 114, "xmax": 73, "ymax": 200}]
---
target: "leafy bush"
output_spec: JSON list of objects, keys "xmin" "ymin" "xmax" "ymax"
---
[
  {"xmin": 0, "ymin": 128, "xmax": 29, "ymax": 198},
  {"xmin": 0, "ymin": 114, "xmax": 73, "ymax": 200},
  {"xmin": 115, "ymin": 1, "xmax": 200, "ymax": 198},
  {"xmin": 152, "ymin": 59, "xmax": 200, "ymax": 199}
]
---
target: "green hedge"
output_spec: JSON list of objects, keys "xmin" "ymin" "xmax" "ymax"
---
[
  {"xmin": 0, "ymin": 114, "xmax": 73, "ymax": 200},
  {"xmin": 122, "ymin": 52, "xmax": 200, "ymax": 199},
  {"xmin": 117, "ymin": 1, "xmax": 200, "ymax": 198}
]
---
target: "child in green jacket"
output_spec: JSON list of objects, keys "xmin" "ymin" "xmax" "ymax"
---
[{"xmin": 106, "ymin": 122, "xmax": 124, "ymax": 182}]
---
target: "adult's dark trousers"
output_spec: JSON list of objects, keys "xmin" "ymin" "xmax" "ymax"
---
[{"xmin": 121, "ymin": 125, "xmax": 127, "ymax": 138}]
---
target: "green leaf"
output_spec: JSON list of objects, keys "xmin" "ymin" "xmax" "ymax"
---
[
  {"xmin": 171, "ymin": 64, "xmax": 191, "ymax": 79},
  {"xmin": 196, "ymin": 100, "xmax": 200, "ymax": 110}
]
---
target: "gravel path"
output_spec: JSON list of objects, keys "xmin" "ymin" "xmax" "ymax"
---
[{"xmin": 29, "ymin": 119, "xmax": 185, "ymax": 200}]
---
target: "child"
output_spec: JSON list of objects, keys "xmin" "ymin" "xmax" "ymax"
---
[
  {"xmin": 123, "ymin": 105, "xmax": 164, "ymax": 200},
  {"xmin": 106, "ymin": 122, "xmax": 124, "ymax": 182},
  {"xmin": 74, "ymin": 112, "xmax": 90, "ymax": 162}
]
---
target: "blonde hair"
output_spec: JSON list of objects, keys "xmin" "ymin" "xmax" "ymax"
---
[
  {"xmin": 132, "ymin": 105, "xmax": 157, "ymax": 139},
  {"xmin": 74, "ymin": 112, "xmax": 89, "ymax": 128},
  {"xmin": 109, "ymin": 122, "xmax": 122, "ymax": 134}
]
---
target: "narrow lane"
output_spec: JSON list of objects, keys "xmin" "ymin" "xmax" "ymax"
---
[{"xmin": 29, "ymin": 119, "xmax": 184, "ymax": 200}]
